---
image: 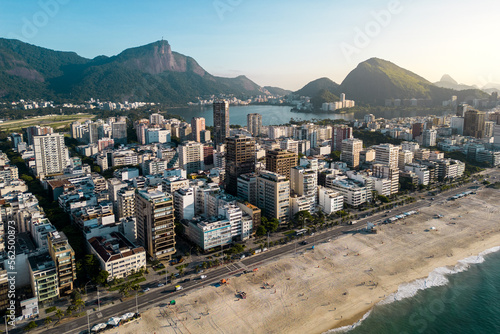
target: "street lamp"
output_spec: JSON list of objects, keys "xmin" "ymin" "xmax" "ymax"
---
[
  {"xmin": 84, "ymin": 280, "xmax": 92, "ymax": 297},
  {"xmin": 4, "ymin": 315, "xmax": 8, "ymax": 334},
  {"xmin": 135, "ymin": 291, "xmax": 139, "ymax": 314},
  {"xmin": 97, "ymin": 287, "xmax": 100, "ymax": 311},
  {"xmin": 86, "ymin": 310, "xmax": 91, "ymax": 334}
]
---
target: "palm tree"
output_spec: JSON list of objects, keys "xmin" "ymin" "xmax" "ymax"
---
[
  {"xmin": 119, "ymin": 281, "xmax": 133, "ymax": 297},
  {"xmin": 44, "ymin": 317, "xmax": 52, "ymax": 328},
  {"xmin": 74, "ymin": 299, "xmax": 85, "ymax": 312},
  {"xmin": 170, "ymin": 273, "xmax": 175, "ymax": 282},
  {"xmin": 55, "ymin": 309, "xmax": 64, "ymax": 322}
]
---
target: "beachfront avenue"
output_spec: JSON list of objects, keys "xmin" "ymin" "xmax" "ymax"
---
[{"xmin": 26, "ymin": 176, "xmax": 493, "ymax": 334}]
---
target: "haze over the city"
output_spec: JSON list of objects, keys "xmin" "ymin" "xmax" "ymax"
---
[{"xmin": 1, "ymin": 0, "xmax": 499, "ymax": 90}]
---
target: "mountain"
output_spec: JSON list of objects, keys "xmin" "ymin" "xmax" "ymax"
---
[
  {"xmin": 0, "ymin": 39, "xmax": 269, "ymax": 104},
  {"xmin": 264, "ymin": 86, "xmax": 292, "ymax": 96},
  {"xmin": 434, "ymin": 74, "xmax": 477, "ymax": 91},
  {"xmin": 339, "ymin": 58, "xmax": 488, "ymax": 105},
  {"xmin": 310, "ymin": 89, "xmax": 339, "ymax": 109},
  {"xmin": 294, "ymin": 77, "xmax": 340, "ymax": 97}
]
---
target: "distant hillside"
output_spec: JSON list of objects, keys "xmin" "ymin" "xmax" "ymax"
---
[
  {"xmin": 0, "ymin": 39, "xmax": 268, "ymax": 105},
  {"xmin": 434, "ymin": 74, "xmax": 477, "ymax": 91},
  {"xmin": 339, "ymin": 58, "xmax": 488, "ymax": 105},
  {"xmin": 294, "ymin": 77, "xmax": 340, "ymax": 97},
  {"xmin": 310, "ymin": 89, "xmax": 339, "ymax": 109},
  {"xmin": 264, "ymin": 86, "xmax": 292, "ymax": 96}
]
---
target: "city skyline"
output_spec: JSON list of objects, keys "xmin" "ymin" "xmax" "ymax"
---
[{"xmin": 0, "ymin": 0, "xmax": 499, "ymax": 90}]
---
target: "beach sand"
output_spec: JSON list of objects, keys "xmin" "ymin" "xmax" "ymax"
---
[{"xmin": 116, "ymin": 187, "xmax": 500, "ymax": 334}]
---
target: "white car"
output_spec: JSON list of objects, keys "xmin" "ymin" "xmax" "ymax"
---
[
  {"xmin": 200, "ymin": 275, "xmax": 207, "ymax": 279},
  {"xmin": 157, "ymin": 283, "xmax": 164, "ymax": 287},
  {"xmin": 143, "ymin": 287, "xmax": 150, "ymax": 292}
]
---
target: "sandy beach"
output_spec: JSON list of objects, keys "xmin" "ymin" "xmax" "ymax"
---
[{"xmin": 115, "ymin": 186, "xmax": 500, "ymax": 334}]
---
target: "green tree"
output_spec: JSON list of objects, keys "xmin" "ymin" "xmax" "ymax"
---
[
  {"xmin": 23, "ymin": 321, "xmax": 38, "ymax": 332},
  {"xmin": 256, "ymin": 225, "xmax": 267, "ymax": 236},
  {"xmin": 44, "ymin": 317, "xmax": 52, "ymax": 327},
  {"xmin": 95, "ymin": 270, "xmax": 110, "ymax": 285},
  {"xmin": 55, "ymin": 309, "xmax": 64, "ymax": 321},
  {"xmin": 294, "ymin": 210, "xmax": 313, "ymax": 228},
  {"xmin": 73, "ymin": 299, "xmax": 85, "ymax": 312}
]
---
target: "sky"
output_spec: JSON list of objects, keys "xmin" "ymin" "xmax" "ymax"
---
[{"xmin": 0, "ymin": 0, "xmax": 499, "ymax": 91}]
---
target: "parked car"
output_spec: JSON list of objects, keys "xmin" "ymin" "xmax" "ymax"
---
[
  {"xmin": 157, "ymin": 283, "xmax": 164, "ymax": 287},
  {"xmin": 200, "ymin": 275, "xmax": 207, "ymax": 279},
  {"xmin": 143, "ymin": 287, "xmax": 150, "ymax": 292},
  {"xmin": 300, "ymin": 241, "xmax": 308, "ymax": 245}
]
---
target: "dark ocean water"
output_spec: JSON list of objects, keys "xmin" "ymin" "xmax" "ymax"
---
[{"xmin": 330, "ymin": 248, "xmax": 500, "ymax": 334}]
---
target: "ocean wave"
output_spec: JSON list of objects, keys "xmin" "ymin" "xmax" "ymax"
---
[
  {"xmin": 324, "ymin": 310, "xmax": 372, "ymax": 333},
  {"xmin": 380, "ymin": 246, "xmax": 500, "ymax": 305},
  {"xmin": 322, "ymin": 245, "xmax": 500, "ymax": 333}
]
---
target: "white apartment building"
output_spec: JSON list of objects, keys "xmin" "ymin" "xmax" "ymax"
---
[
  {"xmin": 328, "ymin": 179, "xmax": 367, "ymax": 207},
  {"xmin": 116, "ymin": 188, "xmax": 135, "ymax": 219},
  {"xmin": 33, "ymin": 133, "xmax": 69, "ymax": 177},
  {"xmin": 317, "ymin": 187, "xmax": 343, "ymax": 214},
  {"xmin": 88, "ymin": 232, "xmax": 146, "ymax": 281},
  {"xmin": 398, "ymin": 150, "xmax": 414, "ymax": 169},
  {"xmin": 185, "ymin": 204, "xmax": 252, "ymax": 251},
  {"xmin": 174, "ymin": 188, "xmax": 195, "ymax": 221},
  {"xmin": 178, "ymin": 141, "xmax": 205, "ymax": 174},
  {"xmin": 290, "ymin": 166, "xmax": 317, "ymax": 211},
  {"xmin": 404, "ymin": 163, "xmax": 430, "ymax": 185},
  {"xmin": 257, "ymin": 171, "xmax": 290, "ymax": 223},
  {"xmin": 374, "ymin": 144, "xmax": 400, "ymax": 169}
]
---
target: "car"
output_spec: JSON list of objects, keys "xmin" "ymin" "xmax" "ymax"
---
[
  {"xmin": 300, "ymin": 241, "xmax": 308, "ymax": 245},
  {"xmin": 240, "ymin": 255, "xmax": 246, "ymax": 259},
  {"xmin": 143, "ymin": 287, "xmax": 150, "ymax": 292},
  {"xmin": 182, "ymin": 278, "xmax": 191, "ymax": 283},
  {"xmin": 200, "ymin": 275, "xmax": 207, "ymax": 279},
  {"xmin": 157, "ymin": 283, "xmax": 164, "ymax": 287}
]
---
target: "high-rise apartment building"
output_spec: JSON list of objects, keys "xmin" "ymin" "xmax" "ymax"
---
[
  {"xmin": 340, "ymin": 138, "xmax": 363, "ymax": 168},
  {"xmin": 178, "ymin": 141, "xmax": 205, "ymax": 174},
  {"xmin": 225, "ymin": 135, "xmax": 256, "ymax": 195},
  {"xmin": 372, "ymin": 164, "xmax": 399, "ymax": 195},
  {"xmin": 191, "ymin": 117, "xmax": 206, "ymax": 142},
  {"xmin": 112, "ymin": 121, "xmax": 127, "ymax": 145},
  {"xmin": 47, "ymin": 231, "xmax": 76, "ymax": 296},
  {"xmin": 117, "ymin": 188, "xmax": 136, "ymax": 219},
  {"xmin": 332, "ymin": 125, "xmax": 353, "ymax": 151},
  {"xmin": 374, "ymin": 144, "xmax": 400, "ymax": 169},
  {"xmin": 26, "ymin": 125, "xmax": 53, "ymax": 145},
  {"xmin": 135, "ymin": 189, "xmax": 176, "ymax": 261},
  {"xmin": 247, "ymin": 113, "xmax": 262, "ymax": 137},
  {"xmin": 464, "ymin": 109, "xmax": 486, "ymax": 138},
  {"xmin": 290, "ymin": 166, "xmax": 318, "ymax": 211},
  {"xmin": 412, "ymin": 123, "xmax": 424, "ymax": 138},
  {"xmin": 422, "ymin": 129, "xmax": 437, "ymax": 147},
  {"xmin": 33, "ymin": 133, "xmax": 69, "ymax": 177},
  {"xmin": 256, "ymin": 171, "xmax": 290, "ymax": 223},
  {"xmin": 265, "ymin": 149, "xmax": 297, "ymax": 179},
  {"xmin": 213, "ymin": 100, "xmax": 230, "ymax": 147},
  {"xmin": 150, "ymin": 113, "xmax": 164, "ymax": 125}
]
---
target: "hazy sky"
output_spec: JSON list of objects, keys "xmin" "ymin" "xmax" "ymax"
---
[{"xmin": 1, "ymin": 0, "xmax": 498, "ymax": 91}]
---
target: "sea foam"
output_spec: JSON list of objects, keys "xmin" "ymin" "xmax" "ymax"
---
[{"xmin": 323, "ymin": 246, "xmax": 500, "ymax": 333}]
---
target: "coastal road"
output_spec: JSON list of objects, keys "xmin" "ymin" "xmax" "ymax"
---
[{"xmin": 24, "ymin": 178, "xmax": 491, "ymax": 334}]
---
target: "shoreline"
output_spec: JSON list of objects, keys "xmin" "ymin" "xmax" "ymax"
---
[
  {"xmin": 115, "ymin": 187, "xmax": 500, "ymax": 334},
  {"xmin": 325, "ymin": 242, "xmax": 500, "ymax": 333}
]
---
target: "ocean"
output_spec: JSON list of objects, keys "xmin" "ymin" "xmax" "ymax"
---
[{"xmin": 329, "ymin": 247, "xmax": 500, "ymax": 334}]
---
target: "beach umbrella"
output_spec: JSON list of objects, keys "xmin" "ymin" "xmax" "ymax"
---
[
  {"xmin": 122, "ymin": 313, "xmax": 134, "ymax": 320},
  {"xmin": 107, "ymin": 317, "xmax": 122, "ymax": 326},
  {"xmin": 92, "ymin": 323, "xmax": 107, "ymax": 331}
]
